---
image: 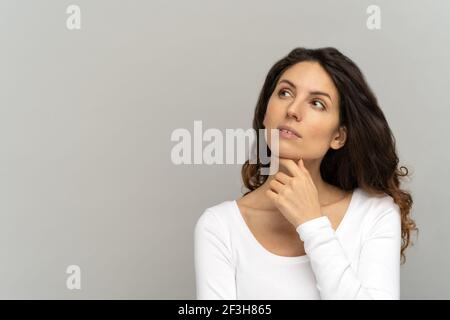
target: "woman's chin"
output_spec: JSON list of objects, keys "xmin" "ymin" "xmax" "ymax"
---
[
  {"xmin": 267, "ymin": 143, "xmax": 302, "ymax": 159},
  {"xmin": 274, "ymin": 146, "xmax": 301, "ymax": 159},
  {"xmin": 276, "ymin": 153, "xmax": 301, "ymax": 161}
]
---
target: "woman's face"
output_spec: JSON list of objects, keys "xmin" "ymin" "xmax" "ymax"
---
[{"xmin": 263, "ymin": 61, "xmax": 346, "ymax": 161}]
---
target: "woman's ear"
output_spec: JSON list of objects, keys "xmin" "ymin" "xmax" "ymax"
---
[{"xmin": 331, "ymin": 126, "xmax": 347, "ymax": 150}]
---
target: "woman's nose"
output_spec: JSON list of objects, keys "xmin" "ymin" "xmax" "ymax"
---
[{"xmin": 286, "ymin": 103, "xmax": 302, "ymax": 121}]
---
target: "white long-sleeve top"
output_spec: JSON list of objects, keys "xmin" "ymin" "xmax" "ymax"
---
[{"xmin": 194, "ymin": 187, "xmax": 402, "ymax": 300}]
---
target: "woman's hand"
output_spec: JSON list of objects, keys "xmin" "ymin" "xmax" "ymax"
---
[{"xmin": 265, "ymin": 158, "xmax": 323, "ymax": 229}]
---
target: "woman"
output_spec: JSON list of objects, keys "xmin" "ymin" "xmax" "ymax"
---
[{"xmin": 194, "ymin": 47, "xmax": 417, "ymax": 300}]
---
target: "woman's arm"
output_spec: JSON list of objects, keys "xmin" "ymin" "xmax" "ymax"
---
[
  {"xmin": 194, "ymin": 209, "xmax": 237, "ymax": 299},
  {"xmin": 296, "ymin": 206, "xmax": 401, "ymax": 299}
]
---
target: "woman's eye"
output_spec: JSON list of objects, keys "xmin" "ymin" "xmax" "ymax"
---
[
  {"xmin": 278, "ymin": 89, "xmax": 291, "ymax": 98},
  {"xmin": 312, "ymin": 100, "xmax": 326, "ymax": 110},
  {"xmin": 277, "ymin": 90, "xmax": 326, "ymax": 111}
]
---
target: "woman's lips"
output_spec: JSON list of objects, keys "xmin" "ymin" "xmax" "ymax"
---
[{"xmin": 279, "ymin": 128, "xmax": 301, "ymax": 139}]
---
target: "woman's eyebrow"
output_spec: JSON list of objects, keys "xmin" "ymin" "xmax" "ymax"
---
[{"xmin": 278, "ymin": 79, "xmax": 333, "ymax": 104}]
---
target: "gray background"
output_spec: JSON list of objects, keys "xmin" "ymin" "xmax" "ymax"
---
[{"xmin": 0, "ymin": 0, "xmax": 448, "ymax": 299}]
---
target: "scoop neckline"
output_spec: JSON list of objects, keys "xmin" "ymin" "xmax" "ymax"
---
[{"xmin": 232, "ymin": 188, "xmax": 359, "ymax": 263}]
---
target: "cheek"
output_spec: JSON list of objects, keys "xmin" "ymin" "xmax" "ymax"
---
[
  {"xmin": 308, "ymin": 117, "xmax": 337, "ymax": 137},
  {"xmin": 263, "ymin": 101, "xmax": 285, "ymax": 127},
  {"xmin": 308, "ymin": 123, "xmax": 328, "ymax": 137},
  {"xmin": 306, "ymin": 122, "xmax": 336, "ymax": 149}
]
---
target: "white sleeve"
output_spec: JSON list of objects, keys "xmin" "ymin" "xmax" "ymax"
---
[
  {"xmin": 194, "ymin": 209, "xmax": 237, "ymax": 300},
  {"xmin": 296, "ymin": 206, "xmax": 401, "ymax": 300}
]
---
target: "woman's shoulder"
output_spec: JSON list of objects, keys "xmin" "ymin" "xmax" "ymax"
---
[
  {"xmin": 356, "ymin": 187, "xmax": 401, "ymax": 235},
  {"xmin": 195, "ymin": 199, "xmax": 237, "ymax": 235},
  {"xmin": 358, "ymin": 187, "xmax": 400, "ymax": 213}
]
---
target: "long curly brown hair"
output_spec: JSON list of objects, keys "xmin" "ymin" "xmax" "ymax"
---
[{"xmin": 241, "ymin": 47, "xmax": 418, "ymax": 265}]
